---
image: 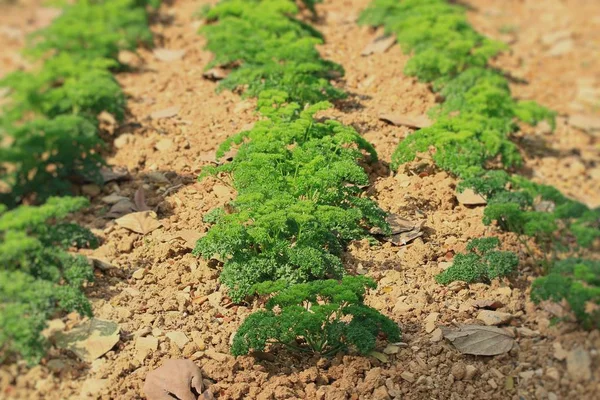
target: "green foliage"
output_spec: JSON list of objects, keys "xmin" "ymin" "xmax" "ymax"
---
[
  {"xmin": 0, "ymin": 0, "xmax": 157, "ymax": 206},
  {"xmin": 531, "ymin": 259, "xmax": 600, "ymax": 329},
  {"xmin": 0, "ymin": 197, "xmax": 95, "ymax": 363},
  {"xmin": 435, "ymin": 237, "xmax": 518, "ymax": 285},
  {"xmin": 231, "ymin": 276, "xmax": 401, "ymax": 356},
  {"xmin": 200, "ymin": 0, "xmax": 345, "ymax": 104},
  {"xmin": 194, "ymin": 92, "xmax": 387, "ymax": 301},
  {"xmin": 28, "ymin": 0, "xmax": 155, "ymax": 61},
  {"xmin": 0, "ymin": 115, "xmax": 104, "ymax": 207}
]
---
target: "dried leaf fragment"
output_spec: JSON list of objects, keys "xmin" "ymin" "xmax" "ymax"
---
[
  {"xmin": 115, "ymin": 211, "xmax": 162, "ymax": 235},
  {"xmin": 361, "ymin": 35, "xmax": 396, "ymax": 56},
  {"xmin": 441, "ymin": 324, "xmax": 515, "ymax": 356},
  {"xmin": 53, "ymin": 319, "xmax": 119, "ymax": 362},
  {"xmin": 144, "ymin": 359, "xmax": 204, "ymax": 400},
  {"xmin": 379, "ymin": 114, "xmax": 432, "ymax": 129},
  {"xmin": 150, "ymin": 106, "xmax": 180, "ymax": 120}
]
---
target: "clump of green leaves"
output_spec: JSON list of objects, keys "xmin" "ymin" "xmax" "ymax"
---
[
  {"xmin": 194, "ymin": 91, "xmax": 388, "ymax": 301},
  {"xmin": 200, "ymin": 0, "xmax": 345, "ymax": 104},
  {"xmin": 359, "ymin": 1, "xmax": 554, "ymax": 177},
  {"xmin": 531, "ymin": 258, "xmax": 600, "ymax": 329},
  {"xmin": 0, "ymin": 0, "xmax": 158, "ymax": 206},
  {"xmin": 231, "ymin": 276, "xmax": 401, "ymax": 356},
  {"xmin": 435, "ymin": 237, "xmax": 519, "ymax": 285},
  {"xmin": 0, "ymin": 197, "xmax": 96, "ymax": 363}
]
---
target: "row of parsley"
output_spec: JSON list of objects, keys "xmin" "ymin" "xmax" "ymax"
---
[
  {"xmin": 0, "ymin": 1, "xmax": 160, "ymax": 363},
  {"xmin": 193, "ymin": 0, "xmax": 401, "ymax": 356},
  {"xmin": 359, "ymin": 0, "xmax": 599, "ymax": 329}
]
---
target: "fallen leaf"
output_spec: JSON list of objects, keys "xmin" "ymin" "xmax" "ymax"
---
[
  {"xmin": 144, "ymin": 359, "xmax": 203, "ymax": 400},
  {"xmin": 134, "ymin": 188, "xmax": 152, "ymax": 211},
  {"xmin": 100, "ymin": 167, "xmax": 129, "ymax": 183},
  {"xmin": 371, "ymin": 213, "xmax": 418, "ymax": 235},
  {"xmin": 203, "ymin": 67, "xmax": 229, "ymax": 81},
  {"xmin": 361, "ymin": 35, "xmax": 396, "ymax": 56},
  {"xmin": 153, "ymin": 48, "xmax": 186, "ymax": 62},
  {"xmin": 115, "ymin": 211, "xmax": 162, "ymax": 235},
  {"xmin": 441, "ymin": 324, "xmax": 515, "ymax": 356},
  {"xmin": 107, "ymin": 199, "xmax": 137, "ymax": 219},
  {"xmin": 150, "ymin": 106, "xmax": 180, "ymax": 120},
  {"xmin": 368, "ymin": 351, "xmax": 389, "ymax": 363},
  {"xmin": 53, "ymin": 319, "xmax": 120, "ymax": 362},
  {"xmin": 379, "ymin": 114, "xmax": 432, "ymax": 129},
  {"xmin": 456, "ymin": 189, "xmax": 487, "ymax": 206},
  {"xmin": 472, "ymin": 299, "xmax": 504, "ymax": 310},
  {"xmin": 169, "ymin": 230, "xmax": 205, "ymax": 249}
]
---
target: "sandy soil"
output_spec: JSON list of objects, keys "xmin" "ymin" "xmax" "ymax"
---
[{"xmin": 0, "ymin": 0, "xmax": 599, "ymax": 399}]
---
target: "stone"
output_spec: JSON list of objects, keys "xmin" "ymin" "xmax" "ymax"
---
[
  {"xmin": 383, "ymin": 344, "xmax": 400, "ymax": 355},
  {"xmin": 451, "ymin": 362, "xmax": 466, "ymax": 380},
  {"xmin": 424, "ymin": 312, "xmax": 439, "ymax": 333},
  {"xmin": 205, "ymin": 349, "xmax": 231, "ymax": 362},
  {"xmin": 430, "ymin": 328, "xmax": 443, "ymax": 342},
  {"xmin": 82, "ymin": 184, "xmax": 101, "ymax": 197},
  {"xmin": 545, "ymin": 367, "xmax": 560, "ymax": 381},
  {"xmin": 476, "ymin": 310, "xmax": 512, "ymax": 326},
  {"xmin": 80, "ymin": 378, "xmax": 108, "ymax": 398},
  {"xmin": 132, "ymin": 268, "xmax": 146, "ymax": 280},
  {"xmin": 372, "ymin": 385, "xmax": 391, "ymax": 400},
  {"xmin": 400, "ymin": 371, "xmax": 415, "ymax": 383},
  {"xmin": 155, "ymin": 138, "xmax": 174, "ymax": 151},
  {"xmin": 547, "ymin": 39, "xmax": 574, "ymax": 56},
  {"xmin": 456, "ymin": 189, "xmax": 487, "ymax": 205},
  {"xmin": 553, "ymin": 342, "xmax": 568, "ymax": 361},
  {"xmin": 519, "ymin": 370, "xmax": 534, "ymax": 381},
  {"xmin": 465, "ymin": 365, "xmax": 478, "ymax": 380},
  {"xmin": 189, "ymin": 331, "xmax": 206, "ymax": 351},
  {"xmin": 114, "ymin": 133, "xmax": 134, "ymax": 149},
  {"xmin": 570, "ymin": 114, "xmax": 600, "ymax": 133},
  {"xmin": 566, "ymin": 346, "xmax": 592, "ymax": 382},
  {"xmin": 46, "ymin": 359, "xmax": 69, "ymax": 373},
  {"xmin": 516, "ymin": 327, "xmax": 539, "ymax": 337},
  {"xmin": 166, "ymin": 332, "xmax": 189, "ymax": 350},
  {"xmin": 135, "ymin": 336, "xmax": 159, "ymax": 363}
]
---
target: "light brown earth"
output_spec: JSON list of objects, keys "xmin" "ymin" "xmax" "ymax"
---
[{"xmin": 0, "ymin": 0, "xmax": 599, "ymax": 399}]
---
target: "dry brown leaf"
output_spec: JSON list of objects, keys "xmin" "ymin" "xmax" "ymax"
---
[
  {"xmin": 53, "ymin": 319, "xmax": 120, "ymax": 362},
  {"xmin": 107, "ymin": 199, "xmax": 137, "ymax": 219},
  {"xmin": 203, "ymin": 67, "xmax": 229, "ymax": 81},
  {"xmin": 169, "ymin": 230, "xmax": 205, "ymax": 249},
  {"xmin": 441, "ymin": 324, "xmax": 515, "ymax": 356},
  {"xmin": 456, "ymin": 189, "xmax": 487, "ymax": 205},
  {"xmin": 115, "ymin": 211, "xmax": 162, "ymax": 235},
  {"xmin": 371, "ymin": 213, "xmax": 417, "ymax": 235},
  {"xmin": 153, "ymin": 48, "xmax": 186, "ymax": 62},
  {"xmin": 134, "ymin": 188, "xmax": 152, "ymax": 211},
  {"xmin": 361, "ymin": 35, "xmax": 396, "ymax": 56},
  {"xmin": 143, "ymin": 359, "xmax": 204, "ymax": 400},
  {"xmin": 379, "ymin": 114, "xmax": 432, "ymax": 129},
  {"xmin": 150, "ymin": 106, "xmax": 180, "ymax": 120}
]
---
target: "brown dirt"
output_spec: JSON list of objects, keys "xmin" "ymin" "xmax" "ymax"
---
[{"xmin": 1, "ymin": 0, "xmax": 599, "ymax": 399}]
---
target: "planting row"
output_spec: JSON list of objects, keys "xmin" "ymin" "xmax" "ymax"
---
[
  {"xmin": 0, "ymin": 1, "xmax": 159, "ymax": 362},
  {"xmin": 194, "ymin": 0, "xmax": 401, "ymax": 355},
  {"xmin": 360, "ymin": 0, "xmax": 599, "ymax": 328}
]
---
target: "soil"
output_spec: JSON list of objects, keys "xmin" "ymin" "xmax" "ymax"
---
[{"xmin": 1, "ymin": 0, "xmax": 599, "ymax": 399}]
